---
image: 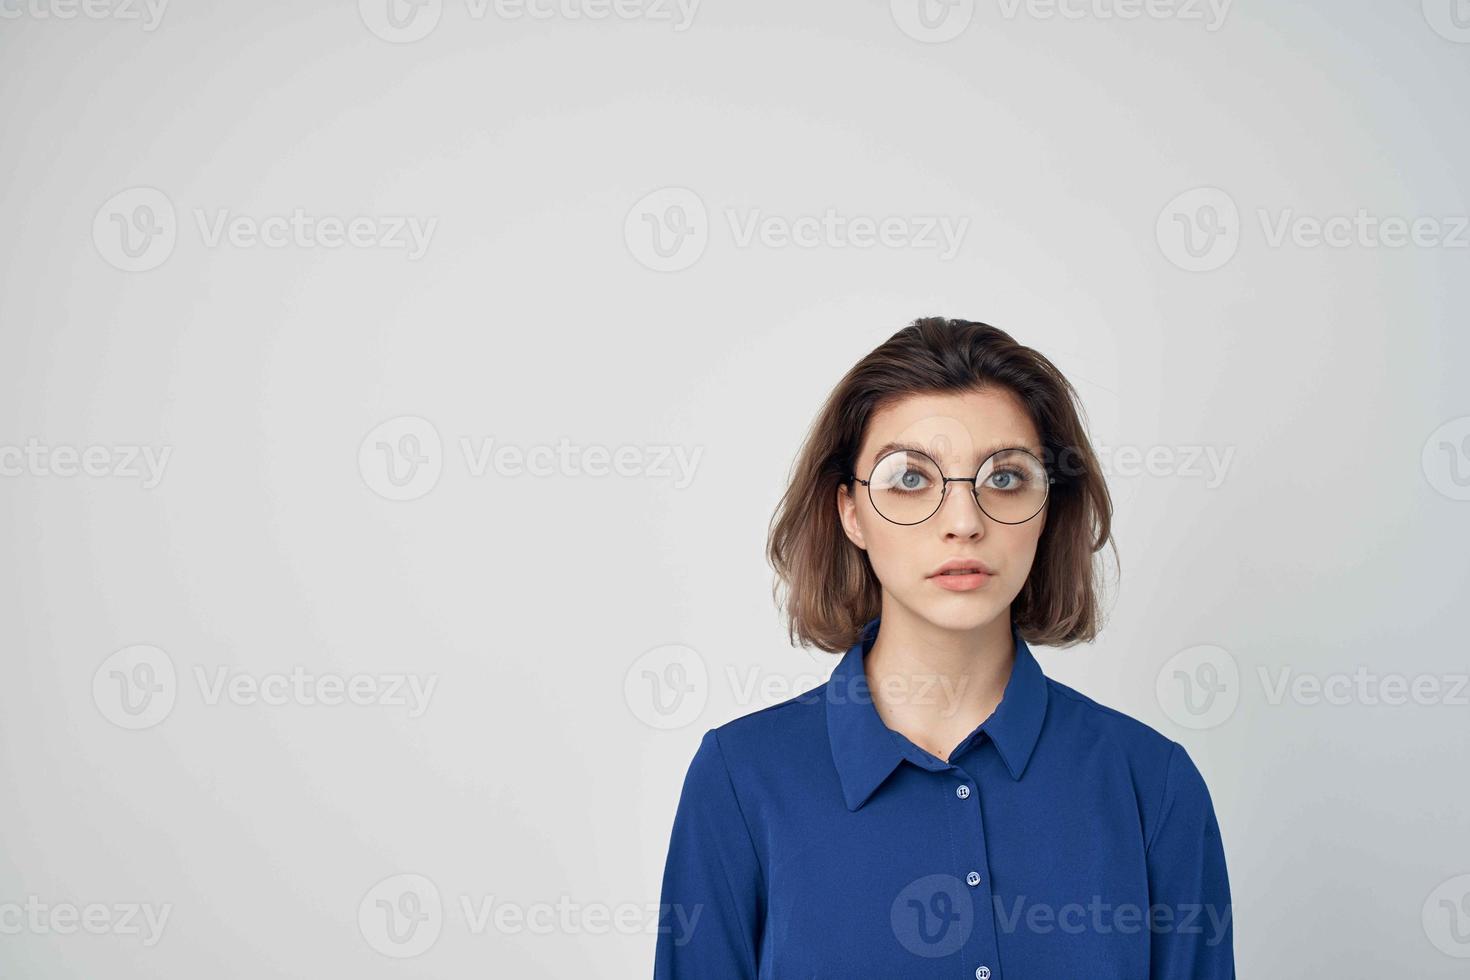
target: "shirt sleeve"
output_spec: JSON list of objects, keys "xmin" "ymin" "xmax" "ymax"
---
[
  {"xmin": 654, "ymin": 727, "xmax": 766, "ymax": 979},
  {"xmin": 1145, "ymin": 741, "xmax": 1235, "ymax": 979}
]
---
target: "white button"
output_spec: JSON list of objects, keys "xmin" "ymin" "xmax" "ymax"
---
[
  {"xmin": 966, "ymin": 871, "xmax": 981, "ymax": 887},
  {"xmin": 975, "ymin": 967, "xmax": 991, "ymax": 979},
  {"xmin": 955, "ymin": 784, "xmax": 971, "ymax": 799}
]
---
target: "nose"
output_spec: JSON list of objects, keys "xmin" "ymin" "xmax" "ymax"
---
[{"xmin": 935, "ymin": 480, "xmax": 987, "ymax": 538}]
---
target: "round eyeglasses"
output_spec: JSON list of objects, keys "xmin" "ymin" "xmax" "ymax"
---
[{"xmin": 853, "ymin": 447, "xmax": 1054, "ymax": 526}]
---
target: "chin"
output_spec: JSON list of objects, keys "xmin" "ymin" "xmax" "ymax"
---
[{"xmin": 913, "ymin": 594, "xmax": 1008, "ymax": 633}]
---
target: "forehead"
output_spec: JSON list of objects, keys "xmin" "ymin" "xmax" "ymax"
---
[{"xmin": 861, "ymin": 389, "xmax": 1041, "ymax": 465}]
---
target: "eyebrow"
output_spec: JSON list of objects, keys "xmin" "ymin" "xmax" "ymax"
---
[{"xmin": 869, "ymin": 440, "xmax": 1041, "ymax": 469}]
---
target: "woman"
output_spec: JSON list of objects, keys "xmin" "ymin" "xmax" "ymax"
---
[{"xmin": 654, "ymin": 317, "xmax": 1234, "ymax": 979}]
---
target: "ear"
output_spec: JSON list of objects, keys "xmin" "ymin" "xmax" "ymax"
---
[{"xmin": 837, "ymin": 482, "xmax": 867, "ymax": 551}]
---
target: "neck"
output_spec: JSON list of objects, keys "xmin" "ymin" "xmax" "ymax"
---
[{"xmin": 864, "ymin": 603, "xmax": 1017, "ymax": 762}]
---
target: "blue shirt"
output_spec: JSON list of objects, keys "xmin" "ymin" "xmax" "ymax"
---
[{"xmin": 654, "ymin": 616, "xmax": 1234, "ymax": 979}]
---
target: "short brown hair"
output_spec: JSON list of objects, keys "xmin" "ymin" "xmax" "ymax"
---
[{"xmin": 765, "ymin": 317, "xmax": 1116, "ymax": 653}]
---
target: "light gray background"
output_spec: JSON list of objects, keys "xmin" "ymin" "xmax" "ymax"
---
[{"xmin": 2, "ymin": 0, "xmax": 1468, "ymax": 976}]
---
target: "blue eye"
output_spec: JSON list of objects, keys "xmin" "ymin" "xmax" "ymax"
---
[
  {"xmin": 985, "ymin": 468, "xmax": 1027, "ymax": 492},
  {"xmin": 898, "ymin": 469, "xmax": 929, "ymax": 491}
]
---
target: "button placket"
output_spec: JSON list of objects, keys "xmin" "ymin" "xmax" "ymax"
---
[{"xmin": 950, "ymin": 770, "xmax": 1001, "ymax": 980}]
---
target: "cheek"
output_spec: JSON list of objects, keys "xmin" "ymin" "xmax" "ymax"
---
[
  {"xmin": 999, "ymin": 524, "xmax": 1045, "ymax": 578},
  {"xmin": 858, "ymin": 517, "xmax": 912, "ymax": 585}
]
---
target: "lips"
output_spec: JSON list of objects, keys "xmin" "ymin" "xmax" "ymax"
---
[{"xmin": 929, "ymin": 558, "xmax": 996, "ymax": 577}]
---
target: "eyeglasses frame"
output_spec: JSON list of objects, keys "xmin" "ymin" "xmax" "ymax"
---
[{"xmin": 852, "ymin": 446, "xmax": 1056, "ymax": 526}]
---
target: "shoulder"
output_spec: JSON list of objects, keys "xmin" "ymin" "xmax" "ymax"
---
[
  {"xmin": 707, "ymin": 677, "xmax": 831, "ymax": 758},
  {"xmin": 1042, "ymin": 676, "xmax": 1217, "ymax": 843},
  {"xmin": 1043, "ymin": 675, "xmax": 1178, "ymax": 761},
  {"xmin": 676, "ymin": 678, "xmax": 834, "ymax": 798}
]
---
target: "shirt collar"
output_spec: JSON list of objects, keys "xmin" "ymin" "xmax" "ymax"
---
[{"xmin": 825, "ymin": 614, "xmax": 1050, "ymax": 811}]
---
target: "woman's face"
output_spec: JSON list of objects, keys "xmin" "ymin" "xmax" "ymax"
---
[{"xmin": 837, "ymin": 388, "xmax": 1048, "ymax": 635}]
